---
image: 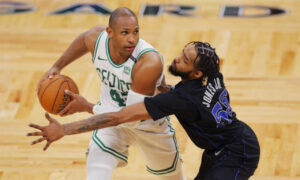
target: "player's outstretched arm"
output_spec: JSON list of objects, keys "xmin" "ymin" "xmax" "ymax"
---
[{"xmin": 27, "ymin": 103, "xmax": 151, "ymax": 151}]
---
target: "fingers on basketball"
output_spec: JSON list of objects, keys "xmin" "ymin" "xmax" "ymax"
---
[
  {"xmin": 58, "ymin": 103, "xmax": 71, "ymax": 116},
  {"xmin": 37, "ymin": 75, "xmax": 79, "ymax": 115}
]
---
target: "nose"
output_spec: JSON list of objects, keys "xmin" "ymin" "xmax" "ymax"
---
[{"xmin": 128, "ymin": 35, "xmax": 135, "ymax": 44}]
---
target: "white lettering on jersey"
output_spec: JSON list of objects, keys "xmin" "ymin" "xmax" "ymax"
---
[{"xmin": 202, "ymin": 77, "xmax": 222, "ymax": 108}]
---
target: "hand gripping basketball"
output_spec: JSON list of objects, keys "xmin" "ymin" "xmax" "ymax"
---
[
  {"xmin": 57, "ymin": 90, "xmax": 92, "ymax": 117},
  {"xmin": 36, "ymin": 67, "xmax": 60, "ymax": 93},
  {"xmin": 37, "ymin": 74, "xmax": 79, "ymax": 114}
]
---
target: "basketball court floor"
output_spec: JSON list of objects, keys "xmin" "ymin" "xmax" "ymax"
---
[{"xmin": 0, "ymin": 0, "xmax": 299, "ymax": 179}]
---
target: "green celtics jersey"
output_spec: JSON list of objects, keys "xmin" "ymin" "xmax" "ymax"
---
[{"xmin": 92, "ymin": 30, "xmax": 164, "ymax": 114}]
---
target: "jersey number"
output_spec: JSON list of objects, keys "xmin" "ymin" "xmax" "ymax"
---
[
  {"xmin": 211, "ymin": 89, "xmax": 233, "ymax": 128},
  {"xmin": 110, "ymin": 89, "xmax": 126, "ymax": 106}
]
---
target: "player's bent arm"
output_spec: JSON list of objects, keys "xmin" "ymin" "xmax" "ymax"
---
[
  {"xmin": 37, "ymin": 26, "xmax": 107, "ymax": 93},
  {"xmin": 130, "ymin": 51, "xmax": 163, "ymax": 96},
  {"xmin": 51, "ymin": 25, "xmax": 106, "ymax": 71},
  {"xmin": 46, "ymin": 26, "xmax": 105, "ymax": 116}
]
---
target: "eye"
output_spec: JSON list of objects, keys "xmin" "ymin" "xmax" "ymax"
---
[
  {"xmin": 181, "ymin": 53, "xmax": 188, "ymax": 64},
  {"xmin": 121, "ymin": 31, "xmax": 128, "ymax": 35},
  {"xmin": 134, "ymin": 29, "xmax": 139, "ymax": 34}
]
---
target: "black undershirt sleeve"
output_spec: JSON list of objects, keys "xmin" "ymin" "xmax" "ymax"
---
[{"xmin": 144, "ymin": 91, "xmax": 188, "ymax": 120}]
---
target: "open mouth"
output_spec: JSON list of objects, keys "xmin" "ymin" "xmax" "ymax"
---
[{"xmin": 125, "ymin": 46, "xmax": 135, "ymax": 52}]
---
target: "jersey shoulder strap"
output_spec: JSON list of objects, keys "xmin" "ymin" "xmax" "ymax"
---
[
  {"xmin": 92, "ymin": 30, "xmax": 107, "ymax": 64},
  {"xmin": 130, "ymin": 39, "xmax": 165, "ymax": 87},
  {"xmin": 130, "ymin": 38, "xmax": 158, "ymax": 63}
]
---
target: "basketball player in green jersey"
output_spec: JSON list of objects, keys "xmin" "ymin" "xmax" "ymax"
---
[{"xmin": 37, "ymin": 7, "xmax": 185, "ymax": 180}]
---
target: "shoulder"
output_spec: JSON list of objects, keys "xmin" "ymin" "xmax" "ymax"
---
[
  {"xmin": 132, "ymin": 51, "xmax": 162, "ymax": 79},
  {"xmin": 139, "ymin": 51, "xmax": 161, "ymax": 64},
  {"xmin": 83, "ymin": 25, "xmax": 106, "ymax": 53},
  {"xmin": 145, "ymin": 90, "xmax": 193, "ymax": 114},
  {"xmin": 135, "ymin": 51, "xmax": 162, "ymax": 71},
  {"xmin": 130, "ymin": 51, "xmax": 163, "ymax": 95},
  {"xmin": 84, "ymin": 25, "xmax": 106, "ymax": 43}
]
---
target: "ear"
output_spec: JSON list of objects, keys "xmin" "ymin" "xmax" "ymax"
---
[
  {"xmin": 106, "ymin": 27, "xmax": 113, "ymax": 38},
  {"xmin": 193, "ymin": 70, "xmax": 203, "ymax": 79}
]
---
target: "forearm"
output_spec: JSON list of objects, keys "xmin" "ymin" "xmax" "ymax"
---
[
  {"xmin": 62, "ymin": 102, "xmax": 151, "ymax": 135},
  {"xmin": 52, "ymin": 33, "xmax": 89, "ymax": 71},
  {"xmin": 62, "ymin": 113, "xmax": 118, "ymax": 135}
]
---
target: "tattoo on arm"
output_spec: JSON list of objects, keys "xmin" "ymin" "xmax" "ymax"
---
[
  {"xmin": 77, "ymin": 117, "xmax": 110, "ymax": 132},
  {"xmin": 63, "ymin": 113, "xmax": 118, "ymax": 135}
]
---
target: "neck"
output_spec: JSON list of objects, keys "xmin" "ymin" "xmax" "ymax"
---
[
  {"xmin": 109, "ymin": 40, "xmax": 130, "ymax": 64},
  {"xmin": 181, "ymin": 75, "xmax": 203, "ymax": 83},
  {"xmin": 181, "ymin": 78, "xmax": 189, "ymax": 83}
]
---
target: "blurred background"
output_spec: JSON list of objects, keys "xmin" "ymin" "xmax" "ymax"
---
[{"xmin": 0, "ymin": 0, "xmax": 299, "ymax": 179}]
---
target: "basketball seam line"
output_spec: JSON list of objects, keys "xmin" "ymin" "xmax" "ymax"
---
[
  {"xmin": 51, "ymin": 80, "xmax": 67, "ymax": 113},
  {"xmin": 40, "ymin": 77, "xmax": 64, "ymax": 100}
]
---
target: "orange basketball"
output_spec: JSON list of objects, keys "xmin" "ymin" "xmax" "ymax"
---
[{"xmin": 37, "ymin": 74, "xmax": 79, "ymax": 114}]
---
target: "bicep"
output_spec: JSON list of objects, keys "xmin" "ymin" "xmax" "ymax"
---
[
  {"xmin": 144, "ymin": 92, "xmax": 188, "ymax": 120},
  {"xmin": 131, "ymin": 52, "xmax": 163, "ymax": 96}
]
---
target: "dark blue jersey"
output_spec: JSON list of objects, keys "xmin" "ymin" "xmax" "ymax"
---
[{"xmin": 144, "ymin": 72, "xmax": 242, "ymax": 150}]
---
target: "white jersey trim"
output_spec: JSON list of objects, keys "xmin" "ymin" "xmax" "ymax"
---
[{"xmin": 92, "ymin": 30, "xmax": 105, "ymax": 63}]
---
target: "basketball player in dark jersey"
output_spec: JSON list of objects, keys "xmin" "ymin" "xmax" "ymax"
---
[{"xmin": 28, "ymin": 41, "xmax": 260, "ymax": 180}]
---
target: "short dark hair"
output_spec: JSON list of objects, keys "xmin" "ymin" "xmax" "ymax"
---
[
  {"xmin": 109, "ymin": 7, "xmax": 137, "ymax": 28},
  {"xmin": 188, "ymin": 41, "xmax": 220, "ymax": 79}
]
